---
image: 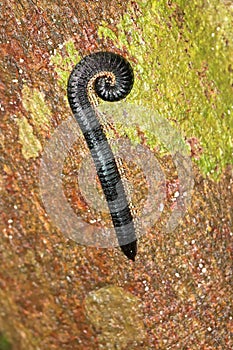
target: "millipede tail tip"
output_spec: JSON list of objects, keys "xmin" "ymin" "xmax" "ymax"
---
[{"xmin": 120, "ymin": 240, "xmax": 137, "ymax": 261}]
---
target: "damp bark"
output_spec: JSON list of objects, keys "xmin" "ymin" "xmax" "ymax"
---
[{"xmin": 0, "ymin": 1, "xmax": 233, "ymax": 349}]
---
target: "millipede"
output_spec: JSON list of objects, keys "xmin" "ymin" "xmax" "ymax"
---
[{"xmin": 67, "ymin": 51, "xmax": 137, "ymax": 261}]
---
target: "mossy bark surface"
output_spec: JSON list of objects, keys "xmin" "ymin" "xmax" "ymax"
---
[{"xmin": 0, "ymin": 1, "xmax": 232, "ymax": 349}]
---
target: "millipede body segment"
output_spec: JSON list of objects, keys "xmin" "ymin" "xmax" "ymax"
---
[{"xmin": 67, "ymin": 51, "xmax": 137, "ymax": 261}]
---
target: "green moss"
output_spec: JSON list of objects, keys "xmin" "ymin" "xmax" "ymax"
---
[
  {"xmin": 0, "ymin": 333, "xmax": 12, "ymax": 350},
  {"xmin": 98, "ymin": 0, "xmax": 233, "ymax": 179},
  {"xmin": 50, "ymin": 40, "xmax": 81, "ymax": 89}
]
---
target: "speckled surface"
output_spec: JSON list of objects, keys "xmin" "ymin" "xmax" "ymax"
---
[{"xmin": 0, "ymin": 0, "xmax": 233, "ymax": 349}]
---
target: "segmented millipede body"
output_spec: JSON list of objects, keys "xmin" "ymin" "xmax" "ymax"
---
[{"xmin": 67, "ymin": 51, "xmax": 137, "ymax": 261}]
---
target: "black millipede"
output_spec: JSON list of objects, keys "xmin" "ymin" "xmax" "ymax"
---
[{"xmin": 67, "ymin": 51, "xmax": 137, "ymax": 261}]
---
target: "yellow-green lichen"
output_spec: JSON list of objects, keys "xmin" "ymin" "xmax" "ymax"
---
[
  {"xmin": 50, "ymin": 40, "xmax": 81, "ymax": 90},
  {"xmin": 22, "ymin": 86, "xmax": 51, "ymax": 132},
  {"xmin": 17, "ymin": 117, "xmax": 42, "ymax": 159},
  {"xmin": 84, "ymin": 285, "xmax": 146, "ymax": 349},
  {"xmin": 19, "ymin": 85, "xmax": 52, "ymax": 159},
  {"xmin": 98, "ymin": 0, "xmax": 233, "ymax": 180}
]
